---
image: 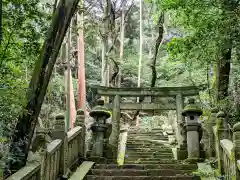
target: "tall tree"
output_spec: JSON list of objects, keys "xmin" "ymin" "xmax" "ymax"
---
[
  {"xmin": 150, "ymin": 12, "xmax": 164, "ymax": 87},
  {"xmin": 136, "ymin": 0, "xmax": 143, "ymax": 127},
  {"xmin": 77, "ymin": 0, "xmax": 86, "ymax": 111},
  {"xmin": 4, "ymin": 0, "xmax": 80, "ymax": 176},
  {"xmin": 64, "ymin": 25, "xmax": 76, "ymax": 130},
  {"xmin": 0, "ymin": 0, "xmax": 2, "ymax": 44},
  {"xmin": 101, "ymin": 0, "xmax": 111, "ymax": 103},
  {"xmin": 117, "ymin": 9, "xmax": 125, "ymax": 87}
]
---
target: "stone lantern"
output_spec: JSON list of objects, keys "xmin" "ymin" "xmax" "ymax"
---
[
  {"xmin": 182, "ymin": 98, "xmax": 203, "ymax": 159},
  {"xmin": 89, "ymin": 99, "xmax": 111, "ymax": 157}
]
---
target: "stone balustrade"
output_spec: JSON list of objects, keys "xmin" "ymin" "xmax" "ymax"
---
[
  {"xmin": 6, "ymin": 112, "xmax": 85, "ymax": 180},
  {"xmin": 207, "ymin": 110, "xmax": 240, "ymax": 180}
]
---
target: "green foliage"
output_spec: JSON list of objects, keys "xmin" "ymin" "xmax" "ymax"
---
[{"xmin": 0, "ymin": 0, "xmax": 51, "ymax": 127}]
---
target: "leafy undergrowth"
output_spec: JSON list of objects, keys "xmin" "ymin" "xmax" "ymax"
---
[{"xmin": 192, "ymin": 161, "xmax": 221, "ymax": 180}]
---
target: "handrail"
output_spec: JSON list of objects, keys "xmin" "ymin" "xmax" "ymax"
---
[
  {"xmin": 220, "ymin": 139, "xmax": 236, "ymax": 179},
  {"xmin": 67, "ymin": 126, "xmax": 83, "ymax": 168},
  {"xmin": 213, "ymin": 126, "xmax": 217, "ymax": 137},
  {"xmin": 237, "ymin": 160, "xmax": 240, "ymax": 171},
  {"xmin": 47, "ymin": 139, "xmax": 62, "ymax": 155},
  {"xmin": 67, "ymin": 126, "xmax": 82, "ymax": 142},
  {"xmin": 117, "ymin": 127, "xmax": 128, "ymax": 165},
  {"xmin": 6, "ymin": 162, "xmax": 40, "ymax": 180},
  {"xmin": 220, "ymin": 139, "xmax": 233, "ymax": 160}
]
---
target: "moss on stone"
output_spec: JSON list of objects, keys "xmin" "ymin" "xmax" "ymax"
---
[
  {"xmin": 55, "ymin": 113, "xmax": 65, "ymax": 119},
  {"xmin": 233, "ymin": 122, "xmax": 240, "ymax": 131},
  {"xmin": 182, "ymin": 104, "xmax": 203, "ymax": 116},
  {"xmin": 216, "ymin": 111, "xmax": 225, "ymax": 118},
  {"xmin": 90, "ymin": 105, "xmax": 111, "ymax": 118},
  {"xmin": 211, "ymin": 107, "xmax": 219, "ymax": 113},
  {"xmin": 216, "ymin": 118, "xmax": 224, "ymax": 129},
  {"xmin": 77, "ymin": 109, "xmax": 84, "ymax": 115}
]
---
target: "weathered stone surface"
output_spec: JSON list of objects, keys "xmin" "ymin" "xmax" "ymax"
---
[
  {"xmin": 233, "ymin": 122, "xmax": 240, "ymax": 131},
  {"xmin": 182, "ymin": 98, "xmax": 202, "ymax": 116},
  {"xmin": 119, "ymin": 103, "xmax": 176, "ymax": 110},
  {"xmin": 89, "ymin": 102, "xmax": 109, "ymax": 157},
  {"xmin": 92, "ymin": 85, "xmax": 202, "ymax": 97},
  {"xmin": 211, "ymin": 107, "xmax": 218, "ymax": 113},
  {"xmin": 126, "ymin": 152, "xmax": 173, "ymax": 156},
  {"xmin": 91, "ymin": 169, "xmax": 192, "ymax": 176},
  {"xmin": 93, "ymin": 164, "xmax": 198, "ymax": 170},
  {"xmin": 216, "ymin": 111, "xmax": 225, "ymax": 118},
  {"xmin": 82, "ymin": 128, "xmax": 200, "ymax": 180},
  {"xmin": 86, "ymin": 175, "xmax": 201, "ymax": 180}
]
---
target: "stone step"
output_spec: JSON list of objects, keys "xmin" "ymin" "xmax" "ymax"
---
[
  {"xmin": 129, "ymin": 129, "xmax": 163, "ymax": 133},
  {"xmin": 126, "ymin": 148, "xmax": 172, "ymax": 153},
  {"xmin": 151, "ymin": 128, "xmax": 164, "ymax": 131},
  {"xmin": 126, "ymin": 143, "xmax": 168, "ymax": 146},
  {"xmin": 125, "ymin": 154, "xmax": 173, "ymax": 159},
  {"xmin": 126, "ymin": 144, "xmax": 168, "ymax": 149},
  {"xmin": 128, "ymin": 138, "xmax": 168, "ymax": 141},
  {"xmin": 90, "ymin": 169, "xmax": 193, "ymax": 176},
  {"xmin": 127, "ymin": 138, "xmax": 168, "ymax": 141},
  {"xmin": 127, "ymin": 139, "xmax": 167, "ymax": 142},
  {"xmin": 93, "ymin": 164, "xmax": 198, "ymax": 170},
  {"xmin": 124, "ymin": 160, "xmax": 181, "ymax": 164},
  {"xmin": 125, "ymin": 158, "xmax": 174, "ymax": 162},
  {"xmin": 128, "ymin": 136, "xmax": 168, "ymax": 139},
  {"xmin": 126, "ymin": 152, "xmax": 173, "ymax": 156},
  {"xmin": 128, "ymin": 131, "xmax": 163, "ymax": 136},
  {"xmin": 126, "ymin": 142, "xmax": 168, "ymax": 146},
  {"xmin": 129, "ymin": 135, "xmax": 165, "ymax": 137},
  {"xmin": 86, "ymin": 175, "xmax": 201, "ymax": 180}
]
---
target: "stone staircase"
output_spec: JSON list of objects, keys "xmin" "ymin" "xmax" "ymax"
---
[{"xmin": 84, "ymin": 128, "xmax": 200, "ymax": 180}]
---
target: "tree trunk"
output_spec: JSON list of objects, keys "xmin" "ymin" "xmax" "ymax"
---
[
  {"xmin": 0, "ymin": 0, "xmax": 2, "ymax": 44},
  {"xmin": 101, "ymin": 0, "xmax": 112, "ymax": 103},
  {"xmin": 216, "ymin": 42, "xmax": 231, "ymax": 102},
  {"xmin": 77, "ymin": 0, "xmax": 86, "ymax": 111},
  {"xmin": 150, "ymin": 12, "xmax": 164, "ymax": 87},
  {"xmin": 137, "ymin": 0, "xmax": 143, "ymax": 91},
  {"xmin": 133, "ymin": 8, "xmax": 165, "ymax": 126},
  {"xmin": 136, "ymin": 0, "xmax": 143, "ymax": 128},
  {"xmin": 66, "ymin": 27, "xmax": 71, "ymax": 131},
  {"xmin": 117, "ymin": 10, "xmax": 125, "ymax": 87},
  {"xmin": 4, "ymin": 0, "xmax": 80, "ymax": 177}
]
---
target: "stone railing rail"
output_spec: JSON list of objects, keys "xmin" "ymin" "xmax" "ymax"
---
[
  {"xmin": 209, "ymin": 109, "xmax": 240, "ymax": 180},
  {"xmin": 220, "ymin": 139, "xmax": 235, "ymax": 179},
  {"xmin": 117, "ymin": 126, "xmax": 129, "ymax": 165},
  {"xmin": 7, "ymin": 111, "xmax": 85, "ymax": 180}
]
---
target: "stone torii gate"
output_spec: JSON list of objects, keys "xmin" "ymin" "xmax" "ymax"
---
[{"xmin": 92, "ymin": 85, "xmax": 205, "ymax": 157}]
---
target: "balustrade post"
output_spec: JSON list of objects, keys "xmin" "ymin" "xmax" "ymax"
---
[
  {"xmin": 208, "ymin": 108, "xmax": 218, "ymax": 157},
  {"xmin": 52, "ymin": 114, "xmax": 69, "ymax": 179},
  {"xmin": 89, "ymin": 100, "xmax": 110, "ymax": 159},
  {"xmin": 176, "ymin": 93, "xmax": 185, "ymax": 146},
  {"xmin": 182, "ymin": 98, "xmax": 203, "ymax": 161},
  {"xmin": 117, "ymin": 125, "xmax": 128, "ymax": 165},
  {"xmin": 109, "ymin": 95, "xmax": 121, "ymax": 160},
  {"xmin": 74, "ymin": 109, "xmax": 86, "ymax": 158},
  {"xmin": 216, "ymin": 111, "xmax": 227, "ymax": 174},
  {"xmin": 233, "ymin": 122, "xmax": 240, "ymax": 179},
  {"xmin": 37, "ymin": 129, "xmax": 49, "ymax": 180},
  {"xmin": 176, "ymin": 93, "xmax": 188, "ymax": 160}
]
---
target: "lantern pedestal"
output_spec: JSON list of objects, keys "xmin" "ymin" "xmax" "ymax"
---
[{"xmin": 182, "ymin": 98, "xmax": 204, "ymax": 161}]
